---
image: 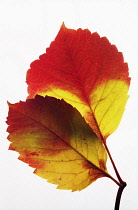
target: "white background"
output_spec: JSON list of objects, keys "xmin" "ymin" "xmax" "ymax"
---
[{"xmin": 0, "ymin": 0, "xmax": 138, "ymax": 209}]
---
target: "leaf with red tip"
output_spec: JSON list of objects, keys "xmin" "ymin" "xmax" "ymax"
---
[{"xmin": 7, "ymin": 95, "xmax": 108, "ymax": 191}]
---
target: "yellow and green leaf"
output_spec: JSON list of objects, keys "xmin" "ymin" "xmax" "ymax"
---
[{"xmin": 7, "ymin": 95, "xmax": 108, "ymax": 191}]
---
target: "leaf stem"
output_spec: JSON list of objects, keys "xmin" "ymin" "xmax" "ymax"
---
[
  {"xmin": 114, "ymin": 182, "xmax": 127, "ymax": 210},
  {"xmin": 103, "ymin": 142, "xmax": 127, "ymax": 210},
  {"xmin": 103, "ymin": 142, "xmax": 123, "ymax": 183},
  {"xmin": 106, "ymin": 174, "xmax": 121, "ymax": 187}
]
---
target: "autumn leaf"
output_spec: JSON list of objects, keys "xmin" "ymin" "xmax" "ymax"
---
[
  {"xmin": 6, "ymin": 24, "xmax": 130, "ymax": 209},
  {"xmin": 26, "ymin": 23, "xmax": 130, "ymax": 141},
  {"xmin": 6, "ymin": 95, "xmax": 109, "ymax": 191}
]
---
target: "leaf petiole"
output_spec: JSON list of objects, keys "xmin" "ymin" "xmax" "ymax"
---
[
  {"xmin": 114, "ymin": 182, "xmax": 127, "ymax": 210},
  {"xmin": 103, "ymin": 142, "xmax": 127, "ymax": 210},
  {"xmin": 106, "ymin": 174, "xmax": 121, "ymax": 187},
  {"xmin": 103, "ymin": 142, "xmax": 124, "ymax": 184}
]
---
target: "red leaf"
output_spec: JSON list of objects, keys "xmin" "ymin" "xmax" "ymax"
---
[{"xmin": 26, "ymin": 23, "xmax": 130, "ymax": 141}]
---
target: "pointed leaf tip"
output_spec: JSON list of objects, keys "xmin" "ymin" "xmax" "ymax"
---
[{"xmin": 61, "ymin": 22, "xmax": 66, "ymax": 28}]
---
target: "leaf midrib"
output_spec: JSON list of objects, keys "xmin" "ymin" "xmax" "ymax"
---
[{"xmin": 62, "ymin": 32, "xmax": 104, "ymax": 141}]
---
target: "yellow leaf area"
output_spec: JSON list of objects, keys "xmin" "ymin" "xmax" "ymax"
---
[
  {"xmin": 38, "ymin": 79, "xmax": 129, "ymax": 141},
  {"xmin": 7, "ymin": 96, "xmax": 108, "ymax": 191}
]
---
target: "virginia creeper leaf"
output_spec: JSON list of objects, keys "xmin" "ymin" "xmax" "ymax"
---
[
  {"xmin": 26, "ymin": 23, "xmax": 130, "ymax": 141},
  {"xmin": 7, "ymin": 95, "xmax": 109, "ymax": 191}
]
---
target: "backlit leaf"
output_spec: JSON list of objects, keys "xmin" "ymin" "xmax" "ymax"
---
[
  {"xmin": 26, "ymin": 23, "xmax": 130, "ymax": 141},
  {"xmin": 7, "ymin": 95, "xmax": 108, "ymax": 191}
]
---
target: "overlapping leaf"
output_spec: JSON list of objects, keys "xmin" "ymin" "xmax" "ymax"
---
[
  {"xmin": 26, "ymin": 23, "xmax": 130, "ymax": 141},
  {"xmin": 7, "ymin": 95, "xmax": 108, "ymax": 191}
]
